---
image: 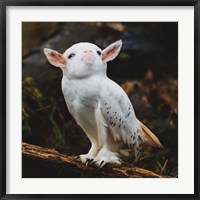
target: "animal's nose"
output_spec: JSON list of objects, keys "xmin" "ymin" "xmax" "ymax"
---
[{"xmin": 83, "ymin": 49, "xmax": 95, "ymax": 61}]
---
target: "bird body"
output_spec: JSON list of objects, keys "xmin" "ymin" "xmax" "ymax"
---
[{"xmin": 44, "ymin": 40, "xmax": 163, "ymax": 167}]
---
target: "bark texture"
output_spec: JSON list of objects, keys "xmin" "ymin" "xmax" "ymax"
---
[{"xmin": 22, "ymin": 142, "xmax": 167, "ymax": 178}]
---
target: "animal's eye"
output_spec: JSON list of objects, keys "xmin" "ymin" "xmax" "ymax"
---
[
  {"xmin": 97, "ymin": 51, "xmax": 101, "ymax": 56},
  {"xmin": 68, "ymin": 53, "xmax": 75, "ymax": 59}
]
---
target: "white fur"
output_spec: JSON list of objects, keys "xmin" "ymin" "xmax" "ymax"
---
[{"xmin": 44, "ymin": 40, "xmax": 145, "ymax": 167}]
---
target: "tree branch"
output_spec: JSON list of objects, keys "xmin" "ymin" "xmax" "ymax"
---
[{"xmin": 22, "ymin": 142, "xmax": 166, "ymax": 178}]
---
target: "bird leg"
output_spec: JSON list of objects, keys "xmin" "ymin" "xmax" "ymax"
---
[{"xmin": 75, "ymin": 141, "xmax": 99, "ymax": 165}]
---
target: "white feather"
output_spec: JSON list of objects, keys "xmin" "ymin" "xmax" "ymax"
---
[{"xmin": 44, "ymin": 40, "xmax": 162, "ymax": 166}]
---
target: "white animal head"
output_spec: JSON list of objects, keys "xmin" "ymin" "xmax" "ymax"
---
[{"xmin": 44, "ymin": 40, "xmax": 122, "ymax": 79}]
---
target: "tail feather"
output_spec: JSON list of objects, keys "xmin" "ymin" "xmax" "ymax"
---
[{"xmin": 138, "ymin": 120, "xmax": 164, "ymax": 149}]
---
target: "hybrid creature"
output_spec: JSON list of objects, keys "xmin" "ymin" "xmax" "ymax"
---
[{"xmin": 44, "ymin": 40, "xmax": 163, "ymax": 167}]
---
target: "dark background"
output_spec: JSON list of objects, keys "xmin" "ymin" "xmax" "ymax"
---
[{"xmin": 22, "ymin": 22, "xmax": 178, "ymax": 177}]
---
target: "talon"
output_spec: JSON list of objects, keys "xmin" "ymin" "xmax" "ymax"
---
[
  {"xmin": 99, "ymin": 160, "xmax": 105, "ymax": 168},
  {"xmin": 85, "ymin": 158, "xmax": 91, "ymax": 166},
  {"xmin": 91, "ymin": 160, "xmax": 96, "ymax": 165},
  {"xmin": 88, "ymin": 159, "xmax": 94, "ymax": 164},
  {"xmin": 85, "ymin": 158, "xmax": 95, "ymax": 166},
  {"xmin": 75, "ymin": 155, "xmax": 80, "ymax": 161}
]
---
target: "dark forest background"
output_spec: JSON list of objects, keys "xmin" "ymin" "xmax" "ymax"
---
[{"xmin": 22, "ymin": 22, "xmax": 178, "ymax": 177}]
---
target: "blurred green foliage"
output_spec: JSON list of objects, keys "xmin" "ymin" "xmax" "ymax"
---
[{"xmin": 22, "ymin": 77, "xmax": 68, "ymax": 153}]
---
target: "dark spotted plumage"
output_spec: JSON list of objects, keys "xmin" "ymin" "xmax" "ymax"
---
[
  {"xmin": 100, "ymin": 96, "xmax": 151, "ymax": 162},
  {"xmin": 131, "ymin": 135, "xmax": 135, "ymax": 140},
  {"xmin": 138, "ymin": 135, "xmax": 142, "ymax": 141}
]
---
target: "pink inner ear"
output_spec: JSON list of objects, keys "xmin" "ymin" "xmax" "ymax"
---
[
  {"xmin": 102, "ymin": 45, "xmax": 120, "ymax": 62},
  {"xmin": 50, "ymin": 52, "xmax": 66, "ymax": 66}
]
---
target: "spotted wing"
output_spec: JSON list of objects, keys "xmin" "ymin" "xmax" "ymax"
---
[
  {"xmin": 100, "ymin": 79, "xmax": 140, "ymax": 148},
  {"xmin": 99, "ymin": 78, "xmax": 163, "ymax": 159}
]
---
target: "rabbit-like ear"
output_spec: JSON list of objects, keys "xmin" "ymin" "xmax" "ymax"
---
[
  {"xmin": 101, "ymin": 40, "xmax": 122, "ymax": 63},
  {"xmin": 44, "ymin": 48, "xmax": 66, "ymax": 68}
]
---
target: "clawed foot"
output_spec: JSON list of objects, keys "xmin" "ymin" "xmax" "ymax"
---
[
  {"xmin": 75, "ymin": 155, "xmax": 94, "ymax": 166},
  {"xmin": 75, "ymin": 149, "xmax": 122, "ymax": 168},
  {"xmin": 92, "ymin": 155, "xmax": 121, "ymax": 168},
  {"xmin": 75, "ymin": 154, "xmax": 94, "ymax": 165},
  {"xmin": 93, "ymin": 148, "xmax": 122, "ymax": 168}
]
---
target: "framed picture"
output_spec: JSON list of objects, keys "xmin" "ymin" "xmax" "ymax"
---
[{"xmin": 0, "ymin": 0, "xmax": 199, "ymax": 199}]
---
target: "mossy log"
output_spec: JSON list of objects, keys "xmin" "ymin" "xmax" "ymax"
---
[{"xmin": 22, "ymin": 142, "xmax": 166, "ymax": 178}]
